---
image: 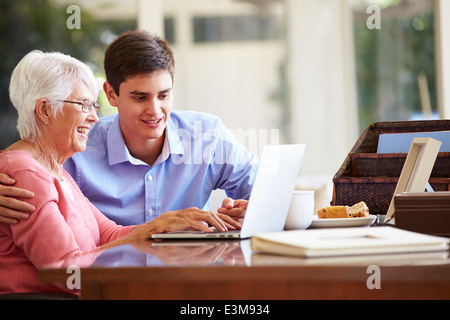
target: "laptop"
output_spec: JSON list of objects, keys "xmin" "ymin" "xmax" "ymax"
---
[{"xmin": 151, "ymin": 144, "xmax": 305, "ymax": 240}]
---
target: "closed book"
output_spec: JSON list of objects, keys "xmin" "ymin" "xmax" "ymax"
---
[{"xmin": 251, "ymin": 227, "xmax": 449, "ymax": 258}]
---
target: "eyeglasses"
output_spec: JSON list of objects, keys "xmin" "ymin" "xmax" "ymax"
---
[{"xmin": 60, "ymin": 100, "xmax": 100, "ymax": 113}]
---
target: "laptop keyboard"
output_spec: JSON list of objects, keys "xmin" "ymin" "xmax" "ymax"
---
[{"xmin": 215, "ymin": 229, "xmax": 241, "ymax": 235}]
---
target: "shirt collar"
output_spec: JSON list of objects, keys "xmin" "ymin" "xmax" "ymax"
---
[
  {"xmin": 166, "ymin": 115, "xmax": 185, "ymax": 156},
  {"xmin": 107, "ymin": 114, "xmax": 185, "ymax": 166}
]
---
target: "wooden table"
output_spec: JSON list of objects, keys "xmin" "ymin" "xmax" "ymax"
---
[{"xmin": 39, "ymin": 238, "xmax": 450, "ymax": 301}]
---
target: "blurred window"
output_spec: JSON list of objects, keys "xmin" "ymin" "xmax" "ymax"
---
[
  {"xmin": 193, "ymin": 15, "xmax": 282, "ymax": 43},
  {"xmin": 164, "ymin": 17, "xmax": 176, "ymax": 44},
  {"xmin": 352, "ymin": 0, "xmax": 437, "ymax": 129}
]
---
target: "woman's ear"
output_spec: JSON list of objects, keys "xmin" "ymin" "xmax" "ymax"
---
[
  {"xmin": 103, "ymin": 81, "xmax": 118, "ymax": 108},
  {"xmin": 35, "ymin": 98, "xmax": 51, "ymax": 125}
]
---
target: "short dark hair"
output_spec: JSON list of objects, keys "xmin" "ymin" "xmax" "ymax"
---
[{"xmin": 104, "ymin": 30, "xmax": 175, "ymax": 95}]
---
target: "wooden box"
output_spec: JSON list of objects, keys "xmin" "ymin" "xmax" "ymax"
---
[{"xmin": 394, "ymin": 192, "xmax": 450, "ymax": 237}]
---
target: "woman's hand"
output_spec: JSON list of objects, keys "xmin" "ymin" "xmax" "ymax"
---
[{"xmin": 129, "ymin": 207, "xmax": 242, "ymax": 241}]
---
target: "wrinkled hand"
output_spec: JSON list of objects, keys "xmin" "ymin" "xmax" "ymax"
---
[
  {"xmin": 0, "ymin": 173, "xmax": 35, "ymax": 224},
  {"xmin": 129, "ymin": 207, "xmax": 242, "ymax": 241},
  {"xmin": 217, "ymin": 198, "xmax": 248, "ymax": 223}
]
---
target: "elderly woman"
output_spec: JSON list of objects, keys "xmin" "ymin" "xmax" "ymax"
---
[{"xmin": 0, "ymin": 50, "xmax": 239, "ymax": 296}]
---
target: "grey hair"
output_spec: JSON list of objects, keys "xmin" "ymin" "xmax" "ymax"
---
[{"xmin": 9, "ymin": 50, "xmax": 99, "ymax": 141}]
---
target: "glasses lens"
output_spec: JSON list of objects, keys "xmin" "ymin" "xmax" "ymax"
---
[{"xmin": 82, "ymin": 101, "xmax": 99, "ymax": 113}]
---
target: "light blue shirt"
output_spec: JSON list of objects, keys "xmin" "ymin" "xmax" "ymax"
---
[{"xmin": 64, "ymin": 110, "xmax": 258, "ymax": 226}]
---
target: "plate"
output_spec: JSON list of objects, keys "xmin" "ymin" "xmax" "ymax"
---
[{"xmin": 309, "ymin": 215, "xmax": 378, "ymax": 229}]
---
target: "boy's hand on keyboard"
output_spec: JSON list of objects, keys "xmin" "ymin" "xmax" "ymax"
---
[{"xmin": 217, "ymin": 198, "xmax": 248, "ymax": 223}]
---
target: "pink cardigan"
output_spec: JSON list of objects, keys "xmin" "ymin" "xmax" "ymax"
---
[{"xmin": 0, "ymin": 151, "xmax": 135, "ymax": 295}]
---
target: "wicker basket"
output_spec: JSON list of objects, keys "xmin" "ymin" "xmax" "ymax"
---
[
  {"xmin": 350, "ymin": 153, "xmax": 450, "ymax": 177},
  {"xmin": 332, "ymin": 120, "xmax": 450, "ymax": 215},
  {"xmin": 333, "ymin": 177, "xmax": 450, "ymax": 214}
]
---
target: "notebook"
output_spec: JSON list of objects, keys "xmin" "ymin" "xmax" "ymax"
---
[
  {"xmin": 251, "ymin": 226, "xmax": 450, "ymax": 258},
  {"xmin": 151, "ymin": 144, "xmax": 305, "ymax": 240}
]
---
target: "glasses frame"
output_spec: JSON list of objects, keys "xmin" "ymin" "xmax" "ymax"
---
[{"xmin": 60, "ymin": 100, "xmax": 100, "ymax": 113}]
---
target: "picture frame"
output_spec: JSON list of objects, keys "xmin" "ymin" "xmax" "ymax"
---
[{"xmin": 385, "ymin": 137, "xmax": 442, "ymax": 222}]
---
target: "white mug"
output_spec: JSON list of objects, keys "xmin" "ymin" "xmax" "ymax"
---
[{"xmin": 284, "ymin": 190, "xmax": 315, "ymax": 230}]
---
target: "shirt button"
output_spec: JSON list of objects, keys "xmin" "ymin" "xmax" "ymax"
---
[
  {"xmin": 148, "ymin": 209, "xmax": 153, "ymax": 215},
  {"xmin": 86, "ymin": 222, "xmax": 90, "ymax": 228},
  {"xmin": 148, "ymin": 175, "xmax": 153, "ymax": 181}
]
